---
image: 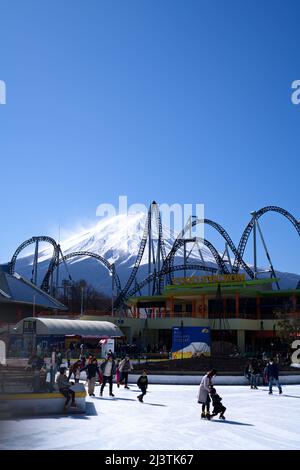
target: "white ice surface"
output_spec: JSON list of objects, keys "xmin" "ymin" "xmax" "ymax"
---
[{"xmin": 0, "ymin": 384, "xmax": 299, "ymax": 450}]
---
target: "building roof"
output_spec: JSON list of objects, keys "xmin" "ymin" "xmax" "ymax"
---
[
  {"xmin": 0, "ymin": 266, "xmax": 67, "ymax": 311},
  {"xmin": 126, "ymin": 278, "xmax": 300, "ymax": 305},
  {"xmin": 12, "ymin": 317, "xmax": 124, "ymax": 337}
]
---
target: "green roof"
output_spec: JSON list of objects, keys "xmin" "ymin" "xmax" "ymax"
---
[{"xmin": 126, "ymin": 278, "xmax": 300, "ymax": 304}]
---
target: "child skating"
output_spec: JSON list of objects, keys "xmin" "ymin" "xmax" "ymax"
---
[
  {"xmin": 137, "ymin": 370, "xmax": 148, "ymax": 402},
  {"xmin": 210, "ymin": 387, "xmax": 226, "ymax": 420}
]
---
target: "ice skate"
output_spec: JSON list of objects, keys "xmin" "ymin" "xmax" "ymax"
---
[
  {"xmin": 201, "ymin": 411, "xmax": 206, "ymax": 419},
  {"xmin": 205, "ymin": 412, "xmax": 211, "ymax": 420},
  {"xmin": 219, "ymin": 415, "xmax": 225, "ymax": 420}
]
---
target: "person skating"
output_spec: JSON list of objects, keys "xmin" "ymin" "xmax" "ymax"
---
[
  {"xmin": 118, "ymin": 355, "xmax": 133, "ymax": 389},
  {"xmin": 100, "ymin": 354, "xmax": 116, "ymax": 397},
  {"xmin": 197, "ymin": 369, "xmax": 217, "ymax": 419},
  {"xmin": 68, "ymin": 360, "xmax": 82, "ymax": 383},
  {"xmin": 210, "ymin": 387, "xmax": 226, "ymax": 420},
  {"xmin": 56, "ymin": 366, "xmax": 77, "ymax": 411},
  {"xmin": 81, "ymin": 357, "xmax": 101, "ymax": 396},
  {"xmin": 250, "ymin": 358, "xmax": 260, "ymax": 389},
  {"xmin": 137, "ymin": 370, "xmax": 148, "ymax": 402},
  {"xmin": 266, "ymin": 358, "xmax": 282, "ymax": 395}
]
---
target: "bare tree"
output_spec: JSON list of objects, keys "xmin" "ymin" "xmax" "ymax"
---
[{"xmin": 58, "ymin": 279, "xmax": 111, "ymax": 313}]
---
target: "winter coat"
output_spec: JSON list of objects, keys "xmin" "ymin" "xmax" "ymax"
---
[
  {"xmin": 100, "ymin": 359, "xmax": 116, "ymax": 377},
  {"xmin": 211, "ymin": 393, "xmax": 223, "ymax": 411},
  {"xmin": 119, "ymin": 358, "xmax": 133, "ymax": 373},
  {"xmin": 266, "ymin": 363, "xmax": 279, "ymax": 380},
  {"xmin": 250, "ymin": 359, "xmax": 260, "ymax": 375},
  {"xmin": 82, "ymin": 363, "xmax": 101, "ymax": 380},
  {"xmin": 56, "ymin": 374, "xmax": 70, "ymax": 390},
  {"xmin": 197, "ymin": 375, "xmax": 212, "ymax": 403},
  {"xmin": 137, "ymin": 375, "xmax": 148, "ymax": 390}
]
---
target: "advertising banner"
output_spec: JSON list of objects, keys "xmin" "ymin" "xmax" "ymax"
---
[{"xmin": 172, "ymin": 326, "xmax": 211, "ymax": 359}]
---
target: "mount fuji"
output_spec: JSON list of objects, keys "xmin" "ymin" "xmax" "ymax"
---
[{"xmin": 11, "ymin": 213, "xmax": 300, "ymax": 295}]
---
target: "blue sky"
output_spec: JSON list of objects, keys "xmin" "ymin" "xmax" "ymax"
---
[{"xmin": 1, "ymin": 0, "xmax": 300, "ymax": 273}]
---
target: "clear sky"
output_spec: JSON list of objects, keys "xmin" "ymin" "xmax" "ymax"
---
[{"xmin": 1, "ymin": 0, "xmax": 300, "ymax": 273}]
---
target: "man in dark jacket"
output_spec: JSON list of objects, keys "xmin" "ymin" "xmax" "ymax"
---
[
  {"xmin": 81, "ymin": 357, "xmax": 101, "ymax": 396},
  {"xmin": 266, "ymin": 359, "xmax": 282, "ymax": 395}
]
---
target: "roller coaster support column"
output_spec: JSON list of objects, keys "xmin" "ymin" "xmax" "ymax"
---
[
  {"xmin": 183, "ymin": 216, "xmax": 192, "ymax": 279},
  {"xmin": 111, "ymin": 268, "xmax": 115, "ymax": 317},
  {"xmin": 33, "ymin": 240, "xmax": 39, "ymax": 285},
  {"xmin": 251, "ymin": 211, "xmax": 258, "ymax": 279},
  {"xmin": 55, "ymin": 244, "xmax": 61, "ymax": 298},
  {"xmin": 148, "ymin": 206, "xmax": 152, "ymax": 295},
  {"xmin": 256, "ymin": 220, "xmax": 280, "ymax": 290}
]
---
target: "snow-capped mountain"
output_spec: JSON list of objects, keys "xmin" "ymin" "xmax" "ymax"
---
[{"xmin": 11, "ymin": 213, "xmax": 300, "ymax": 294}]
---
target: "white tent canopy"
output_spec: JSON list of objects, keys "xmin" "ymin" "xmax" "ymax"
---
[{"xmin": 13, "ymin": 317, "xmax": 124, "ymax": 338}]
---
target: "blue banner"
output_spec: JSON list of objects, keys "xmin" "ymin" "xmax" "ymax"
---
[{"xmin": 172, "ymin": 326, "xmax": 211, "ymax": 359}]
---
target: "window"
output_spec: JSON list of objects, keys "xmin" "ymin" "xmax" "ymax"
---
[{"xmin": 23, "ymin": 320, "xmax": 36, "ymax": 333}]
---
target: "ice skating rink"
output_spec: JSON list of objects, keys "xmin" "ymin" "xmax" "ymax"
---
[{"xmin": 0, "ymin": 384, "xmax": 299, "ymax": 450}]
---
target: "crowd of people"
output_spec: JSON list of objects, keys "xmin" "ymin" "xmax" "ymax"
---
[
  {"xmin": 22, "ymin": 343, "xmax": 289, "ymax": 415},
  {"xmin": 52, "ymin": 350, "xmax": 149, "ymax": 410},
  {"xmin": 244, "ymin": 357, "xmax": 283, "ymax": 394},
  {"xmin": 197, "ymin": 357, "xmax": 284, "ymax": 420}
]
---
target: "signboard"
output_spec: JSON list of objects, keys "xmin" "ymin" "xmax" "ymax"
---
[
  {"xmin": 101, "ymin": 338, "xmax": 115, "ymax": 358},
  {"xmin": 173, "ymin": 274, "xmax": 246, "ymax": 286},
  {"xmin": 172, "ymin": 326, "xmax": 211, "ymax": 359}
]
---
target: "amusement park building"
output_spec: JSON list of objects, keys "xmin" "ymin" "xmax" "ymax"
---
[
  {"xmin": 0, "ymin": 265, "xmax": 68, "ymax": 325},
  {"xmin": 84, "ymin": 274, "xmax": 300, "ymax": 353}
]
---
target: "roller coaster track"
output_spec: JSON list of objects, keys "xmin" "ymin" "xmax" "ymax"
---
[
  {"xmin": 168, "ymin": 218, "xmax": 255, "ymax": 279},
  {"xmin": 115, "ymin": 202, "xmax": 168, "ymax": 305},
  {"xmin": 53, "ymin": 251, "xmax": 121, "ymax": 293},
  {"xmin": 9, "ymin": 205, "xmax": 300, "ymax": 306},
  {"xmin": 232, "ymin": 206, "xmax": 300, "ymax": 274},
  {"xmin": 116, "ymin": 263, "xmax": 219, "ymax": 306},
  {"xmin": 9, "ymin": 236, "xmax": 60, "ymax": 292},
  {"xmin": 157, "ymin": 237, "xmax": 230, "ymax": 294}
]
